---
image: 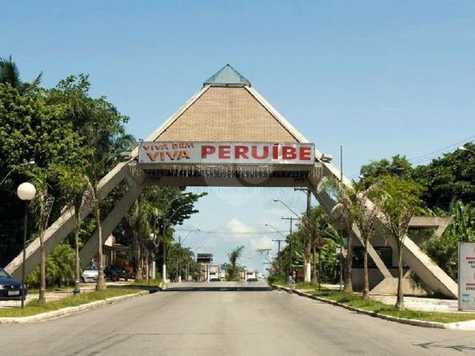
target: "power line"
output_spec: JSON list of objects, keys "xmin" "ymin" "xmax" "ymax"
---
[
  {"xmin": 409, "ymin": 134, "xmax": 475, "ymax": 164},
  {"xmin": 175, "ymin": 228, "xmax": 288, "ymax": 235}
]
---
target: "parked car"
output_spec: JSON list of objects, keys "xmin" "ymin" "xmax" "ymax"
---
[
  {"xmin": 104, "ymin": 265, "xmax": 129, "ymax": 282},
  {"xmin": 81, "ymin": 265, "xmax": 98, "ymax": 283},
  {"xmin": 0, "ymin": 268, "xmax": 26, "ymax": 300}
]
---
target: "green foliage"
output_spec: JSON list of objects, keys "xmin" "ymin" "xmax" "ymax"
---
[
  {"xmin": 372, "ymin": 175, "xmax": 423, "ymax": 240},
  {"xmin": 166, "ymin": 242, "xmax": 199, "ymax": 281},
  {"xmin": 423, "ymin": 201, "xmax": 475, "ymax": 279},
  {"xmin": 359, "ymin": 145, "xmax": 475, "ymax": 212},
  {"xmin": 413, "ymin": 143, "xmax": 475, "ymax": 211},
  {"xmin": 360, "ymin": 155, "xmax": 413, "ymax": 188},
  {"xmin": 0, "ymin": 288, "xmax": 138, "ymax": 317},
  {"xmin": 143, "ymin": 187, "xmax": 206, "ymax": 229},
  {"xmin": 226, "ymin": 245, "xmax": 244, "ymax": 281},
  {"xmin": 0, "ymin": 84, "xmax": 86, "ymax": 174},
  {"xmin": 26, "ymin": 244, "xmax": 75, "ymax": 287},
  {"xmin": 271, "ymin": 206, "xmax": 343, "ymax": 283},
  {"xmin": 121, "ymin": 186, "xmax": 206, "ymax": 279},
  {"xmin": 0, "ymin": 80, "xmax": 86, "ymax": 266},
  {"xmin": 310, "ymin": 290, "xmax": 475, "ymax": 323},
  {"xmin": 0, "ymin": 55, "xmax": 42, "ymax": 92},
  {"xmin": 0, "ymin": 63, "xmax": 131, "ymax": 271}
]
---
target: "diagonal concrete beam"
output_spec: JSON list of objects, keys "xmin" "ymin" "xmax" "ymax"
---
[
  {"xmin": 309, "ymin": 163, "xmax": 458, "ymax": 298},
  {"xmin": 79, "ymin": 182, "xmax": 142, "ymax": 268},
  {"xmin": 5, "ymin": 162, "xmax": 131, "ymax": 278},
  {"xmin": 307, "ymin": 171, "xmax": 392, "ymax": 279}
]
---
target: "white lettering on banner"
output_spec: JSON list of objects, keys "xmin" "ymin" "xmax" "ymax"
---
[
  {"xmin": 139, "ymin": 142, "xmax": 315, "ymax": 165},
  {"xmin": 458, "ymin": 242, "xmax": 475, "ymax": 311}
]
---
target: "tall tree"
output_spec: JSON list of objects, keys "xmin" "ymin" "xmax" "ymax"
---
[
  {"xmin": 372, "ymin": 175, "xmax": 422, "ymax": 310},
  {"xmin": 413, "ymin": 143, "xmax": 475, "ymax": 211},
  {"xmin": 360, "ymin": 155, "xmax": 413, "ymax": 187},
  {"xmin": 300, "ymin": 208, "xmax": 328, "ymax": 287},
  {"xmin": 0, "ymin": 56, "xmax": 42, "ymax": 91},
  {"xmin": 125, "ymin": 187, "xmax": 206, "ymax": 281},
  {"xmin": 55, "ymin": 165, "xmax": 88, "ymax": 294},
  {"xmin": 227, "ymin": 246, "xmax": 244, "ymax": 281},
  {"xmin": 347, "ymin": 181, "xmax": 379, "ymax": 299},
  {"xmin": 28, "ymin": 168, "xmax": 55, "ymax": 304},
  {"xmin": 328, "ymin": 178, "xmax": 356, "ymax": 293},
  {"xmin": 47, "ymin": 75, "xmax": 131, "ymax": 290}
]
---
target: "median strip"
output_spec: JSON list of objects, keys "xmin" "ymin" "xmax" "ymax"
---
[{"xmin": 272, "ymin": 284, "xmax": 475, "ymax": 330}]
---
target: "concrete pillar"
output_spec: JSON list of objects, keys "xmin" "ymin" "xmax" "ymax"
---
[
  {"xmin": 162, "ymin": 264, "xmax": 167, "ymax": 283},
  {"xmin": 304, "ymin": 262, "xmax": 312, "ymax": 283},
  {"xmin": 151, "ymin": 260, "xmax": 156, "ymax": 279}
]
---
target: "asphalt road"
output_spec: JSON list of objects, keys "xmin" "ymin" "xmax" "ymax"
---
[{"xmin": 1, "ymin": 289, "xmax": 475, "ymax": 356}]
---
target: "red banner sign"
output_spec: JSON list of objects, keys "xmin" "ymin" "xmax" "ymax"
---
[{"xmin": 139, "ymin": 142, "xmax": 315, "ymax": 165}]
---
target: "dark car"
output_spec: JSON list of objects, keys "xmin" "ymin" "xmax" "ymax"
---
[
  {"xmin": 104, "ymin": 265, "xmax": 130, "ymax": 282},
  {"xmin": 0, "ymin": 268, "xmax": 26, "ymax": 300}
]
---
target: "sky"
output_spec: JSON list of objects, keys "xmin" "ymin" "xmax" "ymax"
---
[{"xmin": 3, "ymin": 1, "xmax": 475, "ymax": 272}]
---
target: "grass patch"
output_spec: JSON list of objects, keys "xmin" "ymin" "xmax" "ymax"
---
[
  {"xmin": 274, "ymin": 283, "xmax": 475, "ymax": 324},
  {"xmin": 0, "ymin": 288, "xmax": 140, "ymax": 318},
  {"xmin": 132, "ymin": 278, "xmax": 162, "ymax": 287},
  {"xmin": 295, "ymin": 282, "xmax": 317, "ymax": 290},
  {"xmin": 312, "ymin": 290, "xmax": 475, "ymax": 323}
]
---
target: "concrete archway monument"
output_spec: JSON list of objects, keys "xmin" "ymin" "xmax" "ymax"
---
[{"xmin": 5, "ymin": 64, "xmax": 458, "ymax": 298}]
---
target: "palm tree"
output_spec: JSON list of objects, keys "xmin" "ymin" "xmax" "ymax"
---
[
  {"xmin": 327, "ymin": 178, "xmax": 356, "ymax": 293},
  {"xmin": 0, "ymin": 55, "xmax": 42, "ymax": 91},
  {"xmin": 347, "ymin": 182, "xmax": 379, "ymax": 299},
  {"xmin": 227, "ymin": 246, "xmax": 244, "ymax": 281},
  {"xmin": 301, "ymin": 207, "xmax": 343, "ymax": 288},
  {"xmin": 372, "ymin": 175, "xmax": 422, "ymax": 310}
]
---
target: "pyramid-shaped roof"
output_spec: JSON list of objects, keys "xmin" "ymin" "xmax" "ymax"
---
[
  {"xmin": 134, "ymin": 65, "xmax": 322, "ymax": 156},
  {"xmin": 203, "ymin": 64, "xmax": 251, "ymax": 87}
]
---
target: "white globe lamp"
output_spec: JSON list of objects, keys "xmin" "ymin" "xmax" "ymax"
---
[{"xmin": 17, "ymin": 182, "xmax": 36, "ymax": 201}]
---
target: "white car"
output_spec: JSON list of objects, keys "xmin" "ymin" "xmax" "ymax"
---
[
  {"xmin": 81, "ymin": 266, "xmax": 98, "ymax": 282},
  {"xmin": 245, "ymin": 271, "xmax": 257, "ymax": 282}
]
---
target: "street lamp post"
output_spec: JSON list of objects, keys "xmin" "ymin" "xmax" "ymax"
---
[
  {"xmin": 158, "ymin": 198, "xmax": 190, "ymax": 284},
  {"xmin": 265, "ymin": 223, "xmax": 286, "ymax": 274},
  {"xmin": 272, "ymin": 200, "xmax": 301, "ymax": 283},
  {"xmin": 177, "ymin": 228, "xmax": 200, "ymax": 282},
  {"xmin": 272, "ymin": 199, "xmax": 300, "ymax": 217},
  {"xmin": 17, "ymin": 182, "xmax": 36, "ymax": 308},
  {"xmin": 281, "ymin": 216, "xmax": 298, "ymax": 282}
]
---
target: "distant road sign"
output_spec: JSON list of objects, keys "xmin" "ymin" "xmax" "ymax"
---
[
  {"xmin": 458, "ymin": 242, "xmax": 475, "ymax": 311},
  {"xmin": 197, "ymin": 253, "xmax": 213, "ymax": 264}
]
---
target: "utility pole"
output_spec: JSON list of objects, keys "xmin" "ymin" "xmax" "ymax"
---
[
  {"xmin": 272, "ymin": 239, "xmax": 285, "ymax": 273},
  {"xmin": 281, "ymin": 216, "xmax": 297, "ymax": 282},
  {"xmin": 340, "ymin": 144, "xmax": 343, "ymax": 182},
  {"xmin": 177, "ymin": 235, "xmax": 182, "ymax": 283},
  {"xmin": 295, "ymin": 187, "xmax": 312, "ymax": 282},
  {"xmin": 266, "ymin": 223, "xmax": 287, "ymax": 276},
  {"xmin": 339, "ymin": 144, "xmax": 344, "ymax": 291}
]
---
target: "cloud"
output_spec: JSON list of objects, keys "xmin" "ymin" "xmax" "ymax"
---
[
  {"xmin": 225, "ymin": 218, "xmax": 255, "ymax": 240},
  {"xmin": 250, "ymin": 236, "xmax": 273, "ymax": 251}
]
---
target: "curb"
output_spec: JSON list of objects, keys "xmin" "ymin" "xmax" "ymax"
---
[
  {"xmin": 0, "ymin": 291, "xmax": 149, "ymax": 324},
  {"xmin": 272, "ymin": 284, "xmax": 454, "ymax": 330}
]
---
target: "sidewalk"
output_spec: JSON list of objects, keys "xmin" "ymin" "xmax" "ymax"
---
[
  {"xmin": 0, "ymin": 281, "xmax": 131, "ymax": 308},
  {"xmin": 295, "ymin": 283, "xmax": 461, "ymax": 313}
]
